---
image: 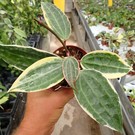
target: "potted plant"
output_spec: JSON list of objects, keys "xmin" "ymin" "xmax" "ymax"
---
[
  {"xmin": 124, "ymin": 30, "xmax": 135, "ymax": 47},
  {"xmin": 0, "ymin": 2, "xmax": 132, "ymax": 133},
  {"xmin": 126, "ymin": 50, "xmax": 135, "ymax": 75},
  {"xmin": 125, "ymin": 88, "xmax": 135, "ymax": 111}
]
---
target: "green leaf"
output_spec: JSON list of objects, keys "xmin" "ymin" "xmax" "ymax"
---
[
  {"xmin": 0, "ymin": 91, "xmax": 7, "ymax": 99},
  {"xmin": 9, "ymin": 57, "xmax": 64, "ymax": 92},
  {"xmin": 41, "ymin": 2, "xmax": 71, "ymax": 40},
  {"xmin": 14, "ymin": 27, "xmax": 27, "ymax": 38},
  {"xmin": 4, "ymin": 18, "xmax": 12, "ymax": 25},
  {"xmin": 0, "ymin": 92, "xmax": 9, "ymax": 105},
  {"xmin": 0, "ymin": 59, "xmax": 7, "ymax": 68},
  {"xmin": 0, "ymin": 85, "xmax": 6, "ymax": 91},
  {"xmin": 62, "ymin": 57, "xmax": 79, "ymax": 88},
  {"xmin": 0, "ymin": 44, "xmax": 56, "ymax": 71},
  {"xmin": 0, "ymin": 82, "xmax": 6, "ymax": 91},
  {"xmin": 81, "ymin": 50, "xmax": 131, "ymax": 79},
  {"xmin": 15, "ymin": 38, "xmax": 28, "ymax": 46},
  {"xmin": 31, "ymin": 0, "xmax": 35, "ymax": 5},
  {"xmin": 75, "ymin": 69, "xmax": 122, "ymax": 132},
  {"xmin": 0, "ymin": 10, "xmax": 7, "ymax": 15},
  {"xmin": 10, "ymin": 93, "xmax": 16, "ymax": 98},
  {"xmin": 0, "ymin": 96, "xmax": 9, "ymax": 104}
]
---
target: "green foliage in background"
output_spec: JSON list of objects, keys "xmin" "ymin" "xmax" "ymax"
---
[
  {"xmin": 0, "ymin": 0, "xmax": 49, "ymax": 45},
  {"xmin": 78, "ymin": 0, "xmax": 135, "ymax": 31}
]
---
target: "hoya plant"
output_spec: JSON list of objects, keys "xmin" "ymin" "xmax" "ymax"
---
[{"xmin": 0, "ymin": 2, "xmax": 131, "ymax": 133}]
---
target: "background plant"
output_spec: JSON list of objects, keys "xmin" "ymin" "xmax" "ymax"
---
[
  {"xmin": 125, "ymin": 88, "xmax": 135, "ymax": 110},
  {"xmin": 0, "ymin": 0, "xmax": 52, "ymax": 45},
  {"xmin": 78, "ymin": 0, "xmax": 135, "ymax": 31},
  {"xmin": 0, "ymin": 58, "xmax": 20, "ymax": 108}
]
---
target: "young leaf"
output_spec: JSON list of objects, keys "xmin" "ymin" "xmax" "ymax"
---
[
  {"xmin": 8, "ymin": 57, "xmax": 64, "ymax": 92},
  {"xmin": 75, "ymin": 69, "xmax": 122, "ymax": 132},
  {"xmin": 62, "ymin": 57, "xmax": 79, "ymax": 88},
  {"xmin": 81, "ymin": 50, "xmax": 131, "ymax": 79},
  {"xmin": 0, "ymin": 44, "xmax": 56, "ymax": 71},
  {"xmin": 41, "ymin": 2, "xmax": 71, "ymax": 40}
]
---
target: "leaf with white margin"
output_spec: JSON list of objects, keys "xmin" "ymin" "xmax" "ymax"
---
[
  {"xmin": 41, "ymin": 2, "xmax": 71, "ymax": 40},
  {"xmin": 0, "ymin": 44, "xmax": 56, "ymax": 71},
  {"xmin": 8, "ymin": 57, "xmax": 64, "ymax": 92},
  {"xmin": 62, "ymin": 57, "xmax": 79, "ymax": 88},
  {"xmin": 75, "ymin": 69, "xmax": 122, "ymax": 132},
  {"xmin": 81, "ymin": 50, "xmax": 131, "ymax": 79}
]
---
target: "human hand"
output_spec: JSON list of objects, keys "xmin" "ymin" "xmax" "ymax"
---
[{"xmin": 13, "ymin": 87, "xmax": 73, "ymax": 135}]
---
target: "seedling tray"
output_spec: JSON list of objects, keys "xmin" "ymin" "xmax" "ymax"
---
[
  {"xmin": 0, "ymin": 93, "xmax": 26, "ymax": 135},
  {"xmin": 27, "ymin": 34, "xmax": 41, "ymax": 48},
  {"xmin": 0, "ymin": 117, "xmax": 12, "ymax": 135}
]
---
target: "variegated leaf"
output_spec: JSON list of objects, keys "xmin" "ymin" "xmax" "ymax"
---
[
  {"xmin": 0, "ymin": 44, "xmax": 56, "ymax": 71},
  {"xmin": 41, "ymin": 2, "xmax": 71, "ymax": 40},
  {"xmin": 8, "ymin": 57, "xmax": 64, "ymax": 92},
  {"xmin": 81, "ymin": 50, "xmax": 131, "ymax": 79},
  {"xmin": 75, "ymin": 69, "xmax": 122, "ymax": 132},
  {"xmin": 62, "ymin": 57, "xmax": 79, "ymax": 88}
]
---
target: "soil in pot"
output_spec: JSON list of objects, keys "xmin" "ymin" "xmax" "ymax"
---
[{"xmin": 54, "ymin": 45, "xmax": 86, "ymax": 60}]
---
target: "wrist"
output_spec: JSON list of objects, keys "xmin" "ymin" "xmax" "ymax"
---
[
  {"xmin": 13, "ymin": 116, "xmax": 53, "ymax": 135},
  {"xmin": 12, "ymin": 102, "xmax": 54, "ymax": 135}
]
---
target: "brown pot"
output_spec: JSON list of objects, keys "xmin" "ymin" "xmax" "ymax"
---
[{"xmin": 53, "ymin": 45, "xmax": 87, "ymax": 60}]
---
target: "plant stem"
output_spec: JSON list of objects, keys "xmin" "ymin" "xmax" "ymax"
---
[{"xmin": 34, "ymin": 19, "xmax": 70, "ymax": 54}]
